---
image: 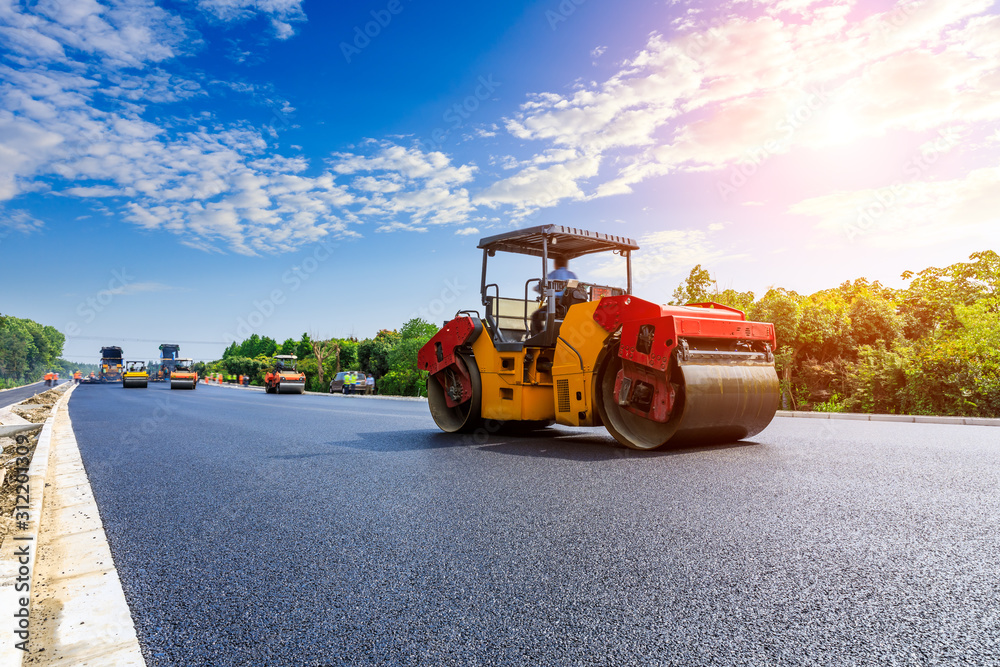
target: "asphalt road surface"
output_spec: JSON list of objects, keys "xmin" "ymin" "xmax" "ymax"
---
[
  {"xmin": 68, "ymin": 383, "xmax": 1000, "ymax": 666},
  {"xmin": 0, "ymin": 380, "xmax": 62, "ymax": 409}
]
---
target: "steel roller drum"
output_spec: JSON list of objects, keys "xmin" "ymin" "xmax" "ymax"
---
[
  {"xmin": 666, "ymin": 361, "xmax": 780, "ymax": 446},
  {"xmin": 599, "ymin": 354, "xmax": 779, "ymax": 450}
]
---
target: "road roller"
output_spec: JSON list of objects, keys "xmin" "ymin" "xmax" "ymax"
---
[
  {"xmin": 417, "ymin": 225, "xmax": 779, "ymax": 450},
  {"xmin": 151, "ymin": 343, "xmax": 181, "ymax": 382},
  {"xmin": 169, "ymin": 358, "xmax": 198, "ymax": 390},
  {"xmin": 264, "ymin": 355, "xmax": 306, "ymax": 394},
  {"xmin": 122, "ymin": 360, "xmax": 149, "ymax": 388}
]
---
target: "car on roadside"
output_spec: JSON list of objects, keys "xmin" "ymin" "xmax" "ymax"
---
[{"xmin": 329, "ymin": 371, "xmax": 373, "ymax": 395}]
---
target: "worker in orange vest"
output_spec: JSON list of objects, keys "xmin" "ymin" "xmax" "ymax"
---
[
  {"xmin": 74, "ymin": 370, "xmax": 82, "ymax": 384},
  {"xmin": 44, "ymin": 371, "xmax": 52, "ymax": 387}
]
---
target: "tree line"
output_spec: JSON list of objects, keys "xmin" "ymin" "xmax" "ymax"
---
[
  {"xmin": 671, "ymin": 251, "xmax": 999, "ymax": 417},
  {"xmin": 210, "ymin": 318, "xmax": 438, "ymax": 396},
  {"xmin": 0, "ymin": 314, "xmax": 97, "ymax": 388}
]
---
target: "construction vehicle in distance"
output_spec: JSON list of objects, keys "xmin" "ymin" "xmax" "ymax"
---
[
  {"xmin": 123, "ymin": 361, "xmax": 149, "ymax": 388},
  {"xmin": 99, "ymin": 346, "xmax": 124, "ymax": 383},
  {"xmin": 169, "ymin": 358, "xmax": 198, "ymax": 390},
  {"xmin": 152, "ymin": 343, "xmax": 181, "ymax": 382},
  {"xmin": 264, "ymin": 355, "xmax": 306, "ymax": 394},
  {"xmin": 417, "ymin": 225, "xmax": 780, "ymax": 451}
]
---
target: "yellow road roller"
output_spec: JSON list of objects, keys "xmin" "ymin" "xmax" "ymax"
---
[
  {"xmin": 122, "ymin": 360, "xmax": 149, "ymax": 389},
  {"xmin": 417, "ymin": 225, "xmax": 779, "ymax": 450}
]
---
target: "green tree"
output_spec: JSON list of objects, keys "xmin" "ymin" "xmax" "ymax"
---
[
  {"xmin": 309, "ymin": 337, "xmax": 338, "ymax": 387},
  {"xmin": 337, "ymin": 338, "xmax": 359, "ymax": 370},
  {"xmin": 358, "ymin": 329, "xmax": 401, "ymax": 379},
  {"xmin": 714, "ymin": 288, "xmax": 756, "ymax": 312},
  {"xmin": 377, "ymin": 319, "xmax": 437, "ymax": 397},
  {"xmin": 749, "ymin": 288, "xmax": 803, "ymax": 408},
  {"xmin": 848, "ymin": 288, "xmax": 902, "ymax": 348},
  {"xmin": 898, "ymin": 250, "xmax": 999, "ymax": 338},
  {"xmin": 296, "ymin": 333, "xmax": 312, "ymax": 360},
  {"xmin": 0, "ymin": 314, "xmax": 65, "ymax": 382},
  {"xmin": 0, "ymin": 324, "xmax": 30, "ymax": 378},
  {"xmin": 218, "ymin": 356, "xmax": 266, "ymax": 381},
  {"xmin": 670, "ymin": 264, "xmax": 714, "ymax": 305}
]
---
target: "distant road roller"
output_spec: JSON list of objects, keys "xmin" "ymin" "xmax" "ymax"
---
[
  {"xmin": 417, "ymin": 225, "xmax": 780, "ymax": 450},
  {"xmin": 122, "ymin": 361, "xmax": 149, "ymax": 388},
  {"xmin": 264, "ymin": 355, "xmax": 306, "ymax": 394},
  {"xmin": 169, "ymin": 358, "xmax": 198, "ymax": 390}
]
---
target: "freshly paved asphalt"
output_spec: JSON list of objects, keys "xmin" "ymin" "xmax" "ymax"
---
[
  {"xmin": 0, "ymin": 380, "xmax": 62, "ymax": 409},
  {"xmin": 68, "ymin": 383, "xmax": 1000, "ymax": 666}
]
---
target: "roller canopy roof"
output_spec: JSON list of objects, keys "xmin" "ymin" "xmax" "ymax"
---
[{"xmin": 477, "ymin": 225, "xmax": 639, "ymax": 261}]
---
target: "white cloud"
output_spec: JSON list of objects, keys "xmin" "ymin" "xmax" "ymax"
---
[
  {"xmin": 0, "ymin": 209, "xmax": 44, "ymax": 234},
  {"xmin": 195, "ymin": 0, "xmax": 306, "ymax": 38},
  {"xmin": 789, "ymin": 165, "xmax": 1000, "ymax": 248},
  {"xmin": 455, "ymin": 226, "xmax": 480, "ymax": 236},
  {"xmin": 5, "ymin": 0, "xmax": 1000, "ymax": 258},
  {"xmin": 473, "ymin": 156, "xmax": 600, "ymax": 217},
  {"xmin": 492, "ymin": 0, "xmax": 1000, "ymax": 210},
  {"xmin": 585, "ymin": 225, "xmax": 738, "ymax": 288},
  {"xmin": 105, "ymin": 281, "xmax": 180, "ymax": 295},
  {"xmin": 0, "ymin": 2, "xmax": 489, "ymax": 253},
  {"xmin": 1, "ymin": 0, "xmax": 195, "ymax": 67},
  {"xmin": 330, "ymin": 142, "xmax": 477, "ymax": 229}
]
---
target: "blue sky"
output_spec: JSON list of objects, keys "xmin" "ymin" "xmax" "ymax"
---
[{"xmin": 2, "ymin": 0, "xmax": 999, "ymax": 362}]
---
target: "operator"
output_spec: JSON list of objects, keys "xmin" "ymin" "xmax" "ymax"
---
[{"xmin": 530, "ymin": 257, "xmax": 578, "ymax": 336}]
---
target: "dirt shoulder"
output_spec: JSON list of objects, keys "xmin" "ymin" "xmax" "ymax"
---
[{"xmin": 0, "ymin": 385, "xmax": 68, "ymax": 546}]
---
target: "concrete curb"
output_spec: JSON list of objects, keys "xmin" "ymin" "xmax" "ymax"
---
[
  {"xmin": 775, "ymin": 410, "xmax": 1000, "ymax": 427},
  {"xmin": 0, "ymin": 384, "xmax": 73, "ymax": 664},
  {"xmin": 311, "ymin": 391, "xmax": 427, "ymax": 402},
  {"xmin": 27, "ymin": 390, "xmax": 145, "ymax": 665}
]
